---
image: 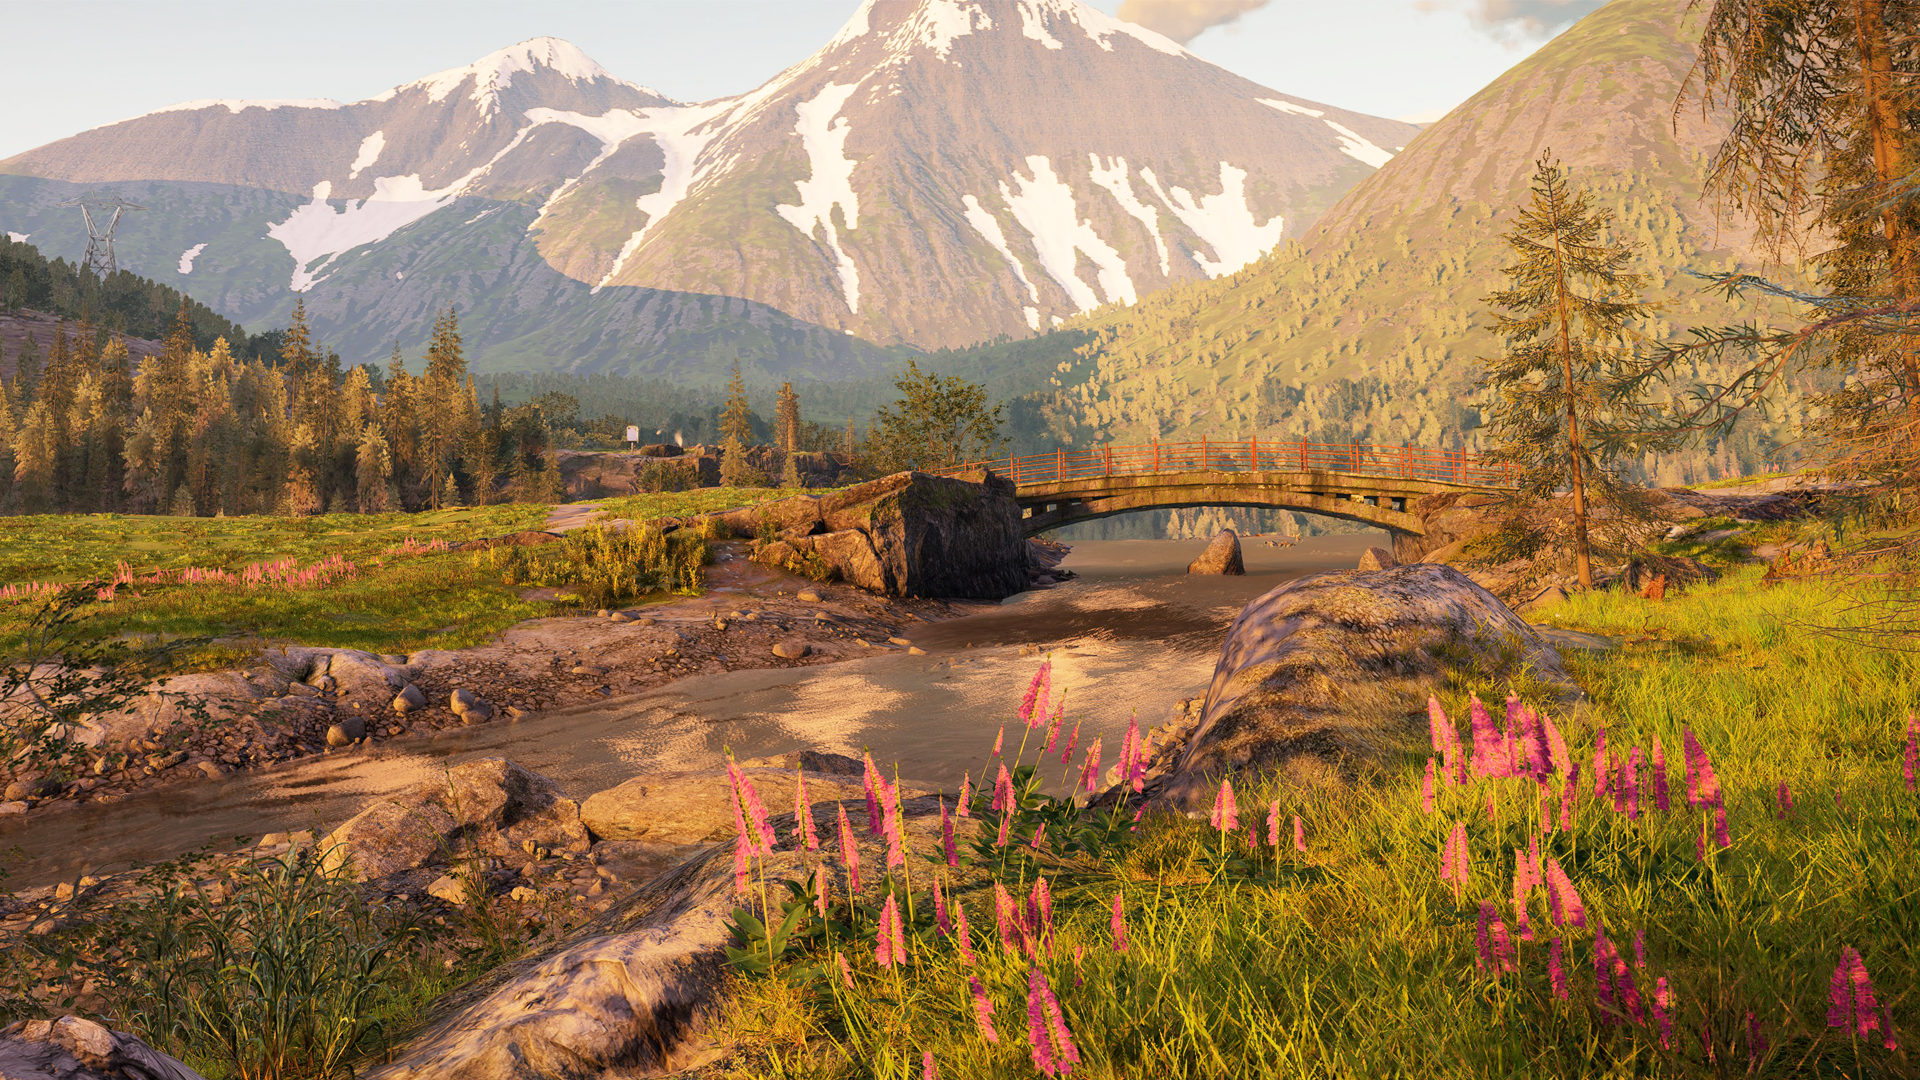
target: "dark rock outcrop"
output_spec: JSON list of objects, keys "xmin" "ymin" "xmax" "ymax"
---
[
  {"xmin": 1186, "ymin": 530, "xmax": 1245, "ymax": 575},
  {"xmin": 724, "ymin": 472, "xmax": 1028, "ymax": 599},
  {"xmin": 1143, "ymin": 563, "xmax": 1577, "ymax": 810},
  {"xmin": 0, "ymin": 1016, "xmax": 204, "ymax": 1080}
]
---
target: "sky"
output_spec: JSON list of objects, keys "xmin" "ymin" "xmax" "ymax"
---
[{"xmin": 0, "ymin": 0, "xmax": 1601, "ymax": 160}]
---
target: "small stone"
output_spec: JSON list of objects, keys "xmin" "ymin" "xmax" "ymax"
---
[
  {"xmin": 854, "ymin": 638, "xmax": 872, "ymax": 648},
  {"xmin": 196, "ymin": 761, "xmax": 225, "ymax": 779},
  {"xmin": 772, "ymin": 640, "xmax": 811, "ymax": 660},
  {"xmin": 147, "ymin": 750, "xmax": 187, "ymax": 771},
  {"xmin": 597, "ymin": 608, "xmax": 610, "ymax": 618},
  {"xmin": 510, "ymin": 886, "xmax": 538, "ymax": 903},
  {"xmin": 381, "ymin": 654, "xmax": 409, "ymax": 665},
  {"xmin": 569, "ymin": 665, "xmax": 610, "ymax": 676},
  {"xmin": 258, "ymin": 832, "xmax": 288, "ymax": 848},
  {"xmin": 325, "ymin": 716, "xmax": 367, "ymax": 747},
  {"xmin": 506, "ymin": 706, "xmax": 528, "ymax": 720},
  {"xmin": 887, "ymin": 636, "xmax": 913, "ymax": 647},
  {"xmin": 426, "ymin": 874, "xmax": 470, "ymax": 906},
  {"xmin": 0, "ymin": 802, "xmax": 26, "ymax": 817},
  {"xmin": 1357, "ymin": 546, "xmax": 1399, "ymax": 571},
  {"xmin": 610, "ymin": 612, "xmax": 633, "ymax": 623},
  {"xmin": 908, "ymin": 646, "xmax": 927, "ymax": 656},
  {"xmin": 797, "ymin": 589, "xmax": 823, "ymax": 603},
  {"xmin": 314, "ymin": 674, "xmax": 337, "ymax": 692},
  {"xmin": 387, "ymin": 725, "xmax": 404, "ymax": 736},
  {"xmin": 392, "ymin": 684, "xmax": 427, "ymax": 713},
  {"xmin": 54, "ymin": 882, "xmax": 78, "ymax": 901},
  {"xmin": 450, "ymin": 688, "xmax": 481, "ymax": 713}
]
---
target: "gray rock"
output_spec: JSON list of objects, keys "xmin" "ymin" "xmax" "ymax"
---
[
  {"xmin": 1187, "ymin": 529, "xmax": 1245, "ymax": 575},
  {"xmin": 0, "ymin": 1016, "xmax": 205, "ymax": 1080},
  {"xmin": 146, "ymin": 751, "xmax": 186, "ymax": 771},
  {"xmin": 1357, "ymin": 546, "xmax": 1399, "ymax": 571},
  {"xmin": 0, "ymin": 802, "xmax": 26, "ymax": 817},
  {"xmin": 3, "ymin": 778, "xmax": 54, "ymax": 802},
  {"xmin": 325, "ymin": 716, "xmax": 368, "ymax": 748},
  {"xmin": 392, "ymin": 684, "xmax": 427, "ymax": 713},
  {"xmin": 319, "ymin": 758, "xmax": 590, "ymax": 880},
  {"xmin": 426, "ymin": 874, "xmax": 472, "ymax": 906},
  {"xmin": 771, "ymin": 641, "xmax": 810, "ymax": 660},
  {"xmin": 796, "ymin": 589, "xmax": 823, "ymax": 603},
  {"xmin": 450, "ymin": 688, "xmax": 481, "ymax": 713},
  {"xmin": 451, "ymin": 689, "xmax": 493, "ymax": 723},
  {"xmin": 1147, "ymin": 563, "xmax": 1577, "ymax": 810}
]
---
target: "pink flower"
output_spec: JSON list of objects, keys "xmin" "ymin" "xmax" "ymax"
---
[
  {"xmin": 958, "ymin": 771, "xmax": 973, "ymax": 817},
  {"xmin": 1517, "ymin": 701, "xmax": 1553, "ymax": 778},
  {"xmin": 1592, "ymin": 729, "xmax": 1610, "ymax": 799},
  {"xmin": 952, "ymin": 896, "xmax": 976, "ymax": 966},
  {"xmin": 1470, "ymin": 694, "xmax": 1507, "ymax": 777},
  {"xmin": 1293, "ymin": 815, "xmax": 1307, "ymax": 854},
  {"xmin": 836, "ymin": 951, "xmax": 855, "ymax": 990},
  {"xmin": 1746, "ymin": 1011, "xmax": 1768, "ymax": 1064},
  {"xmin": 1683, "ymin": 728, "xmax": 1723, "ymax": 809},
  {"xmin": 726, "ymin": 759, "xmax": 750, "ymax": 842},
  {"xmin": 992, "ymin": 725, "xmax": 1004, "ymax": 759},
  {"xmin": 1428, "ymin": 696, "xmax": 1453, "ymax": 755},
  {"xmin": 1044, "ymin": 699, "xmax": 1066, "ymax": 753},
  {"xmin": 1542, "ymin": 710, "xmax": 1572, "ymax": 777},
  {"xmin": 736, "ymin": 770, "xmax": 777, "ymax": 854},
  {"xmin": 992, "ymin": 763, "xmax": 1015, "ymax": 813},
  {"xmin": 1827, "ymin": 946, "xmax": 1896, "ymax": 1048},
  {"xmin": 934, "ymin": 877, "xmax": 951, "ymax": 935},
  {"xmin": 994, "ymin": 882, "xmax": 1020, "ymax": 955},
  {"xmin": 732, "ymin": 833, "xmax": 751, "ymax": 897},
  {"xmin": 1440, "ymin": 822, "xmax": 1470, "ymax": 900},
  {"xmin": 1713, "ymin": 804, "xmax": 1731, "ymax": 851},
  {"xmin": 1029, "ymin": 876, "xmax": 1055, "ymax": 952},
  {"xmin": 1652, "ymin": 976, "xmax": 1674, "ymax": 1049},
  {"xmin": 794, "ymin": 772, "xmax": 820, "ymax": 851},
  {"xmin": 1593, "ymin": 928, "xmax": 1644, "ymax": 1024},
  {"xmin": 1026, "ymin": 967, "xmax": 1081, "ymax": 1076},
  {"xmin": 884, "ymin": 784, "xmax": 906, "ymax": 870},
  {"xmin": 922, "ymin": 1050, "xmax": 938, "ymax": 1080},
  {"xmin": 812, "ymin": 865, "xmax": 830, "ymax": 920},
  {"xmin": 1210, "ymin": 777, "xmax": 1239, "ymax": 833},
  {"xmin": 1542, "ymin": 855, "xmax": 1586, "ymax": 928},
  {"xmin": 875, "ymin": 893, "xmax": 907, "ymax": 968},
  {"xmin": 836, "ymin": 804, "xmax": 861, "ymax": 893},
  {"xmin": 969, "ymin": 975, "xmax": 999, "ymax": 1043},
  {"xmin": 1422, "ymin": 758, "xmax": 1436, "ymax": 814},
  {"xmin": 942, "ymin": 799, "xmax": 959, "ymax": 867},
  {"xmin": 1651, "ymin": 733, "xmax": 1671, "ymax": 812},
  {"xmin": 1775, "ymin": 780, "xmax": 1794, "ymax": 819},
  {"xmin": 1267, "ymin": 800, "xmax": 1282, "ymax": 848},
  {"xmin": 1078, "ymin": 738, "xmax": 1103, "ymax": 794},
  {"xmin": 1548, "ymin": 936, "xmax": 1568, "ymax": 999},
  {"xmin": 1030, "ymin": 822, "xmax": 1048, "ymax": 851},
  {"xmin": 1620, "ymin": 746, "xmax": 1642, "ymax": 821},
  {"xmin": 1904, "ymin": 712, "xmax": 1917, "ymax": 792},
  {"xmin": 1118, "ymin": 715, "xmax": 1140, "ymax": 785},
  {"xmin": 1111, "ymin": 893, "xmax": 1129, "ymax": 953},
  {"xmin": 863, "ymin": 752, "xmax": 884, "ymax": 835},
  {"xmin": 1019, "ymin": 659, "xmax": 1052, "ymax": 727},
  {"xmin": 1059, "ymin": 720, "xmax": 1081, "ymax": 764},
  {"xmin": 1130, "ymin": 727, "xmax": 1155, "ymax": 791},
  {"xmin": 1476, "ymin": 902, "xmax": 1516, "ymax": 974}
]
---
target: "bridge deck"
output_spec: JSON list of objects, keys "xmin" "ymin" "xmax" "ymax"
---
[{"xmin": 940, "ymin": 439, "xmax": 1513, "ymax": 489}]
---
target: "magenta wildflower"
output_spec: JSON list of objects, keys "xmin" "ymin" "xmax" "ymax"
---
[
  {"xmin": 1592, "ymin": 729, "xmax": 1610, "ymax": 798},
  {"xmin": 1429, "ymin": 695, "xmax": 1452, "ymax": 755},
  {"xmin": 1542, "ymin": 855, "xmax": 1587, "ymax": 928},
  {"xmin": 1518, "ymin": 702, "xmax": 1553, "ymax": 778},
  {"xmin": 1746, "ymin": 1011, "xmax": 1768, "ymax": 1064},
  {"xmin": 1476, "ymin": 902, "xmax": 1516, "ymax": 974},
  {"xmin": 1267, "ymin": 800, "xmax": 1282, "ymax": 848},
  {"xmin": 922, "ymin": 1050, "xmax": 938, "ymax": 1080},
  {"xmin": 884, "ymin": 784, "xmax": 905, "ymax": 870},
  {"xmin": 1026, "ymin": 968, "xmax": 1081, "ymax": 1077},
  {"xmin": 953, "ymin": 896, "xmax": 976, "ymax": 966},
  {"xmin": 836, "ymin": 951, "xmax": 855, "ymax": 990},
  {"xmin": 1651, "ymin": 733, "xmax": 1671, "ymax": 812},
  {"xmin": 1683, "ymin": 728, "xmax": 1723, "ymax": 809},
  {"xmin": 1078, "ymin": 738, "xmax": 1102, "ymax": 793},
  {"xmin": 1029, "ymin": 876, "xmax": 1055, "ymax": 951},
  {"xmin": 1827, "ymin": 946, "xmax": 1896, "ymax": 1048},
  {"xmin": 836, "ymin": 804, "xmax": 861, "ymax": 893},
  {"xmin": 941, "ymin": 799, "xmax": 958, "ymax": 867},
  {"xmin": 1294, "ymin": 814, "xmax": 1308, "ymax": 854},
  {"xmin": 1775, "ymin": 780, "xmax": 1794, "ymax": 819},
  {"xmin": 1470, "ymin": 694, "xmax": 1507, "ymax": 777},
  {"xmin": 1712, "ymin": 803, "xmax": 1731, "ymax": 850},
  {"xmin": 1210, "ymin": 777, "xmax": 1239, "ymax": 833},
  {"xmin": 1904, "ymin": 712, "xmax": 1917, "ymax": 792},
  {"xmin": 1548, "ymin": 936, "xmax": 1569, "ymax": 999},
  {"xmin": 992, "ymin": 725, "xmax": 1004, "ymax": 759},
  {"xmin": 794, "ymin": 771, "xmax": 820, "ymax": 851},
  {"xmin": 1593, "ymin": 928, "xmax": 1645, "ymax": 1024},
  {"xmin": 1542, "ymin": 710, "xmax": 1572, "ymax": 777},
  {"xmin": 736, "ymin": 770, "xmax": 778, "ymax": 854},
  {"xmin": 1440, "ymin": 822, "xmax": 1470, "ymax": 900},
  {"xmin": 863, "ymin": 752, "xmax": 884, "ymax": 835},
  {"xmin": 1019, "ymin": 659, "xmax": 1053, "ymax": 727},
  {"xmin": 1030, "ymin": 822, "xmax": 1048, "ymax": 851},
  {"xmin": 1111, "ymin": 893, "xmax": 1130, "ymax": 953},
  {"xmin": 958, "ymin": 771, "xmax": 973, "ymax": 817},
  {"xmin": 1422, "ymin": 758, "xmax": 1437, "ymax": 814},
  {"xmin": 726, "ymin": 758, "xmax": 750, "ymax": 842},
  {"xmin": 1130, "ymin": 727, "xmax": 1154, "ymax": 791},
  {"xmin": 1044, "ymin": 696, "xmax": 1066, "ymax": 753},
  {"xmin": 969, "ymin": 975, "xmax": 999, "ymax": 1043},
  {"xmin": 993, "ymin": 763, "xmax": 1015, "ymax": 813},
  {"xmin": 732, "ymin": 833, "xmax": 751, "ymax": 897},
  {"xmin": 1652, "ymin": 977, "xmax": 1674, "ymax": 1049},
  {"xmin": 1118, "ymin": 715, "xmax": 1140, "ymax": 786},
  {"xmin": 994, "ymin": 882, "xmax": 1020, "ymax": 955},
  {"xmin": 1621, "ymin": 746, "xmax": 1643, "ymax": 820},
  {"xmin": 875, "ymin": 893, "xmax": 907, "ymax": 968},
  {"xmin": 1060, "ymin": 720, "xmax": 1081, "ymax": 764},
  {"xmin": 934, "ymin": 876, "xmax": 951, "ymax": 935},
  {"xmin": 812, "ymin": 865, "xmax": 830, "ymax": 920}
]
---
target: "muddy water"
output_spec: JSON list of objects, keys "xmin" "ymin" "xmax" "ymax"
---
[{"xmin": 1, "ymin": 532, "xmax": 1385, "ymax": 888}]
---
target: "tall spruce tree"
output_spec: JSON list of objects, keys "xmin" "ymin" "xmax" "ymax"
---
[
  {"xmin": 774, "ymin": 381, "xmax": 801, "ymax": 451},
  {"xmin": 1479, "ymin": 154, "xmax": 1675, "ymax": 589}
]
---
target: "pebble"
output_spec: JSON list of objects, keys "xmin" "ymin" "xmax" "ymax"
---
[
  {"xmin": 610, "ymin": 612, "xmax": 633, "ymax": 623},
  {"xmin": 888, "ymin": 636, "xmax": 913, "ymax": 647},
  {"xmin": 510, "ymin": 886, "xmax": 538, "ymax": 903},
  {"xmin": 569, "ymin": 665, "xmax": 610, "ymax": 676},
  {"xmin": 908, "ymin": 646, "xmax": 927, "ymax": 656},
  {"xmin": 196, "ymin": 761, "xmax": 225, "ymax": 778},
  {"xmin": 0, "ymin": 802, "xmax": 26, "ymax": 817},
  {"xmin": 392, "ymin": 684, "xmax": 427, "ymax": 713},
  {"xmin": 325, "ymin": 716, "xmax": 367, "ymax": 748},
  {"xmin": 797, "ymin": 590, "xmax": 823, "ymax": 603},
  {"xmin": 426, "ymin": 875, "xmax": 469, "ymax": 906},
  {"xmin": 772, "ymin": 641, "xmax": 811, "ymax": 660},
  {"xmin": 147, "ymin": 750, "xmax": 187, "ymax": 771}
]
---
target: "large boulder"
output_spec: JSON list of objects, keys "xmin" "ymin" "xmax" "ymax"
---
[
  {"xmin": 730, "ymin": 472, "xmax": 1028, "ymax": 599},
  {"xmin": 1187, "ymin": 530, "xmax": 1245, "ymax": 575},
  {"xmin": 0, "ymin": 1016, "xmax": 204, "ymax": 1080},
  {"xmin": 320, "ymin": 758, "xmax": 589, "ymax": 880},
  {"xmin": 370, "ymin": 794, "xmax": 975, "ymax": 1080},
  {"xmin": 1148, "ymin": 563, "xmax": 1578, "ymax": 810}
]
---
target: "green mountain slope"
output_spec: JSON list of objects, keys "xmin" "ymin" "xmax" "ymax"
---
[{"xmin": 948, "ymin": 0, "xmax": 1818, "ymax": 486}]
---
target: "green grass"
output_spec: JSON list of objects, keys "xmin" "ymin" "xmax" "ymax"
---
[
  {"xmin": 594, "ymin": 484, "xmax": 841, "ymax": 523},
  {"xmin": 710, "ymin": 569, "xmax": 1918, "ymax": 1078}
]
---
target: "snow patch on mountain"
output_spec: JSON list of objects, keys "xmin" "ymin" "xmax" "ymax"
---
[
  {"xmin": 1087, "ymin": 154, "xmax": 1169, "ymax": 275},
  {"xmin": 177, "ymin": 243, "xmax": 207, "ymax": 274},
  {"xmin": 595, "ymin": 99, "xmax": 736, "ymax": 289},
  {"xmin": 775, "ymin": 82, "xmax": 865, "ymax": 313},
  {"xmin": 1041, "ymin": 0, "xmax": 1188, "ymax": 57},
  {"xmin": 961, "ymin": 193, "xmax": 1041, "ymax": 329},
  {"xmin": 1000, "ymin": 155, "xmax": 1135, "ymax": 312},
  {"xmin": 4, "ymin": 232, "xmax": 26, "ymax": 243},
  {"xmin": 901, "ymin": 0, "xmax": 994, "ymax": 61},
  {"xmin": 348, "ymin": 132, "xmax": 386, "ymax": 180},
  {"xmin": 524, "ymin": 107, "xmax": 656, "ymax": 219},
  {"xmin": 1140, "ymin": 163, "xmax": 1283, "ymax": 277},
  {"xmin": 384, "ymin": 37, "xmax": 650, "ymax": 115},
  {"xmin": 1018, "ymin": 2, "xmax": 1066, "ymax": 49},
  {"xmin": 1259, "ymin": 99, "xmax": 1395, "ymax": 168}
]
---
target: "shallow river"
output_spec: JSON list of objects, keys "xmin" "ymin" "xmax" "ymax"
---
[{"xmin": 1, "ymin": 532, "xmax": 1385, "ymax": 888}]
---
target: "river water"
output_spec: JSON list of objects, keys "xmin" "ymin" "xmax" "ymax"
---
[{"xmin": 1, "ymin": 532, "xmax": 1384, "ymax": 888}]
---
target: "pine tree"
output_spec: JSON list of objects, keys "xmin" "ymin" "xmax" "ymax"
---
[
  {"xmin": 356, "ymin": 422, "xmax": 393, "ymax": 513},
  {"xmin": 11, "ymin": 399, "xmax": 55, "ymax": 511},
  {"xmin": 774, "ymin": 381, "xmax": 801, "ymax": 451},
  {"xmin": 720, "ymin": 360, "xmax": 754, "ymax": 446},
  {"xmin": 279, "ymin": 298, "xmax": 317, "ymax": 382},
  {"xmin": 1479, "ymin": 154, "xmax": 1675, "ymax": 589}
]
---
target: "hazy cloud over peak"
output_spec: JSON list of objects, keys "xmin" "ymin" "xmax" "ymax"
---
[
  {"xmin": 1415, "ymin": 0, "xmax": 1607, "ymax": 42},
  {"xmin": 1115, "ymin": 0, "xmax": 1270, "ymax": 45}
]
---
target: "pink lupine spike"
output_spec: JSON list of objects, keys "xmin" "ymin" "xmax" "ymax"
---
[
  {"xmin": 1118, "ymin": 715, "xmax": 1140, "ymax": 784},
  {"xmin": 923, "ymin": 1050, "xmax": 938, "ymax": 1080},
  {"xmin": 1652, "ymin": 977, "xmax": 1674, "ymax": 1049},
  {"xmin": 732, "ymin": 833, "xmax": 751, "ymax": 897},
  {"xmin": 1293, "ymin": 815, "xmax": 1307, "ymax": 853},
  {"xmin": 958, "ymin": 771, "xmax": 973, "ymax": 817},
  {"xmin": 1059, "ymin": 720, "xmax": 1081, "ymax": 764},
  {"xmin": 1475, "ymin": 902, "xmax": 1516, "ymax": 974},
  {"xmin": 1520, "ymin": 704, "xmax": 1553, "ymax": 778},
  {"xmin": 1593, "ymin": 928, "xmax": 1645, "ymax": 1024},
  {"xmin": 794, "ymin": 771, "xmax": 820, "ymax": 851},
  {"xmin": 1904, "ymin": 712, "xmax": 1917, "ymax": 792},
  {"xmin": 969, "ymin": 975, "xmax": 999, "ymax": 1044},
  {"xmin": 1030, "ymin": 876, "xmax": 1054, "ymax": 950},
  {"xmin": 875, "ymin": 893, "xmax": 907, "ymax": 968},
  {"xmin": 1111, "ymin": 893, "xmax": 1129, "ymax": 953},
  {"xmin": 1130, "ymin": 727, "xmax": 1154, "ymax": 791},
  {"xmin": 812, "ymin": 866, "xmax": 830, "ymax": 920},
  {"xmin": 992, "ymin": 725, "xmax": 1005, "ymax": 759},
  {"xmin": 1428, "ymin": 696, "xmax": 1452, "ymax": 755},
  {"xmin": 1683, "ymin": 728, "xmax": 1723, "ymax": 808},
  {"xmin": 1542, "ymin": 855, "xmax": 1586, "ymax": 928},
  {"xmin": 1485, "ymin": 792, "xmax": 1497, "ymax": 821},
  {"xmin": 952, "ymin": 896, "xmax": 976, "ymax": 966},
  {"xmin": 1541, "ymin": 709, "xmax": 1572, "ymax": 777},
  {"xmin": 737, "ymin": 771, "xmax": 778, "ymax": 854},
  {"xmin": 941, "ymin": 799, "xmax": 958, "ymax": 867},
  {"xmin": 1622, "ymin": 746, "xmax": 1642, "ymax": 821},
  {"xmin": 992, "ymin": 763, "xmax": 1014, "ymax": 813},
  {"xmin": 863, "ymin": 752, "xmax": 884, "ymax": 835},
  {"xmin": 994, "ymin": 882, "xmax": 1019, "ymax": 955},
  {"xmin": 836, "ymin": 951, "xmax": 855, "ymax": 990},
  {"xmin": 1592, "ymin": 730, "xmax": 1610, "ymax": 798},
  {"xmin": 1267, "ymin": 800, "xmax": 1282, "ymax": 848},
  {"xmin": 1469, "ymin": 694, "xmax": 1506, "ymax": 777},
  {"xmin": 1030, "ymin": 822, "xmax": 1048, "ymax": 852},
  {"xmin": 1026, "ymin": 967, "xmax": 1081, "ymax": 1076},
  {"xmin": 1018, "ymin": 659, "xmax": 1052, "ymax": 727},
  {"xmin": 884, "ymin": 784, "xmax": 905, "ymax": 870},
  {"xmin": 1650, "ymin": 733, "xmax": 1671, "ymax": 812},
  {"xmin": 1044, "ymin": 696, "xmax": 1066, "ymax": 752},
  {"xmin": 1440, "ymin": 822, "xmax": 1469, "ymax": 900},
  {"xmin": 1210, "ymin": 777, "xmax": 1238, "ymax": 833},
  {"xmin": 836, "ymin": 804, "xmax": 861, "ymax": 893},
  {"xmin": 1548, "ymin": 936, "xmax": 1568, "ymax": 999},
  {"xmin": 1746, "ymin": 1011, "xmax": 1768, "ymax": 1064},
  {"xmin": 1712, "ymin": 804, "xmax": 1731, "ymax": 850},
  {"xmin": 1828, "ymin": 946, "xmax": 1895, "ymax": 1047},
  {"xmin": 726, "ymin": 758, "xmax": 750, "ymax": 843},
  {"xmin": 1078, "ymin": 737, "xmax": 1103, "ymax": 794},
  {"xmin": 1775, "ymin": 780, "xmax": 1794, "ymax": 819},
  {"xmin": 1422, "ymin": 758, "xmax": 1436, "ymax": 814},
  {"xmin": 934, "ymin": 876, "xmax": 951, "ymax": 935}
]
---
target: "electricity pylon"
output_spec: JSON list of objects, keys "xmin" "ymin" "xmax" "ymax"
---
[{"xmin": 61, "ymin": 196, "xmax": 145, "ymax": 279}]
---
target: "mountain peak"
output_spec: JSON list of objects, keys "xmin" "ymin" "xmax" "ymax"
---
[
  {"xmin": 381, "ymin": 37, "xmax": 655, "ymax": 113},
  {"xmin": 826, "ymin": 0, "xmax": 1190, "ymax": 66}
]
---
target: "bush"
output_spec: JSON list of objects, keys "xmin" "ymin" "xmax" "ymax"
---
[{"xmin": 637, "ymin": 460, "xmax": 697, "ymax": 494}]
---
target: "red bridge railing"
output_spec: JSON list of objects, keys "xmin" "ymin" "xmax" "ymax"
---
[{"xmin": 933, "ymin": 438, "xmax": 1516, "ymax": 488}]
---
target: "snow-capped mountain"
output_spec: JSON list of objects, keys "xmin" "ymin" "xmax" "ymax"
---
[{"xmin": 0, "ymin": 0, "xmax": 1417, "ymax": 377}]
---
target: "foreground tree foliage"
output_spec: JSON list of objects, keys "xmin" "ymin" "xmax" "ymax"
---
[
  {"xmin": 864, "ymin": 360, "xmax": 1007, "ymax": 473},
  {"xmin": 1479, "ymin": 154, "xmax": 1681, "ymax": 587}
]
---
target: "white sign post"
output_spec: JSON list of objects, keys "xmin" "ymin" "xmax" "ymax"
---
[{"xmin": 626, "ymin": 425, "xmax": 640, "ymax": 449}]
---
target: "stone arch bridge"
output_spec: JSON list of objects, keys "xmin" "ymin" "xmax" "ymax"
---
[{"xmin": 936, "ymin": 439, "xmax": 1514, "ymax": 538}]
